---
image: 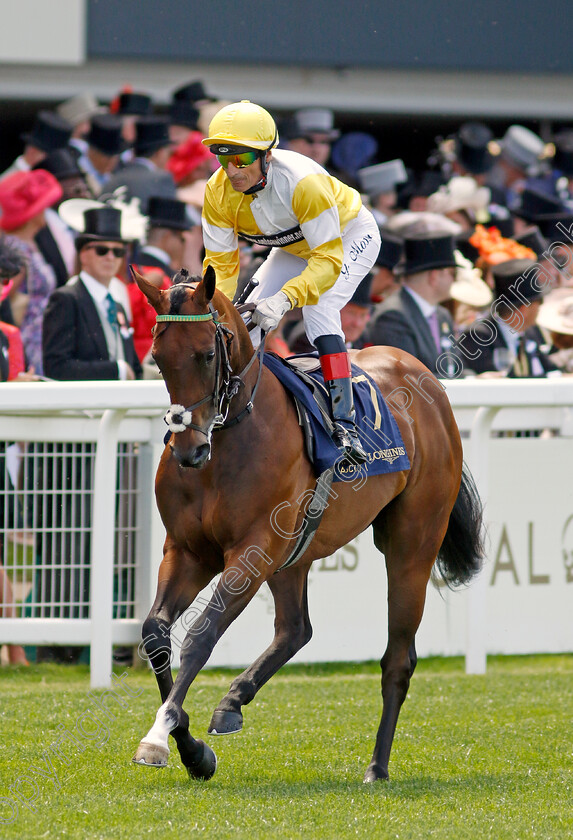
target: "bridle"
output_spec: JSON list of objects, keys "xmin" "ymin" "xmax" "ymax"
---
[{"xmin": 157, "ymin": 296, "xmax": 266, "ymax": 441}]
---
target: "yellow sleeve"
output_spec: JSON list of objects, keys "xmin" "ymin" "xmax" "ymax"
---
[{"xmin": 202, "ymin": 178, "xmax": 240, "ymax": 300}]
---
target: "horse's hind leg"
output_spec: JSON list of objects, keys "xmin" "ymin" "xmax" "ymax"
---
[
  {"xmin": 209, "ymin": 562, "xmax": 312, "ymax": 735},
  {"xmin": 364, "ymin": 501, "xmax": 449, "ymax": 783}
]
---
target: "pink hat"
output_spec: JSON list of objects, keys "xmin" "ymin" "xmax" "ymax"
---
[
  {"xmin": 0, "ymin": 169, "xmax": 63, "ymax": 232},
  {"xmin": 167, "ymin": 131, "xmax": 213, "ymax": 184}
]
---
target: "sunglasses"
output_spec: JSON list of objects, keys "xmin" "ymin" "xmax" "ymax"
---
[
  {"xmin": 217, "ymin": 151, "xmax": 259, "ymax": 170},
  {"xmin": 87, "ymin": 245, "xmax": 127, "ymax": 258}
]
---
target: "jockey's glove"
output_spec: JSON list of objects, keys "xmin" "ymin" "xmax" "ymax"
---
[{"xmin": 252, "ymin": 291, "xmax": 292, "ymax": 332}]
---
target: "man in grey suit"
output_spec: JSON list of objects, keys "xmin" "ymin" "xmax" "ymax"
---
[
  {"xmin": 103, "ymin": 116, "xmax": 176, "ymax": 213},
  {"xmin": 367, "ymin": 232, "xmax": 458, "ymax": 378}
]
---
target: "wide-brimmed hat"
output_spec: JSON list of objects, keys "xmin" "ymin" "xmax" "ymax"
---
[
  {"xmin": 498, "ymin": 125, "xmax": 545, "ymax": 173},
  {"xmin": 134, "ymin": 117, "xmax": 173, "ymax": 155},
  {"xmin": 286, "ymin": 108, "xmax": 340, "ymax": 141},
  {"xmin": 21, "ymin": 110, "xmax": 72, "ymax": 153},
  {"xmin": 116, "ymin": 92, "xmax": 153, "ymax": 116},
  {"xmin": 536, "ymin": 291, "xmax": 573, "ymax": 335},
  {"xmin": 167, "ymin": 132, "xmax": 212, "ymax": 184},
  {"xmin": 59, "ymin": 197, "xmax": 147, "ymax": 242},
  {"xmin": 492, "ymin": 258, "xmax": 545, "ymax": 302},
  {"xmin": 86, "ymin": 115, "xmax": 125, "ymax": 156},
  {"xmin": 375, "ymin": 231, "xmax": 403, "ymax": 270},
  {"xmin": 147, "ymin": 196, "xmax": 191, "ymax": 231},
  {"xmin": 0, "ymin": 170, "xmax": 62, "ymax": 231},
  {"xmin": 426, "ymin": 176, "xmax": 490, "ymax": 220},
  {"xmin": 172, "ymin": 80, "xmax": 216, "ymax": 104},
  {"xmin": 454, "ymin": 122, "xmax": 496, "ymax": 175},
  {"xmin": 396, "ymin": 232, "xmax": 457, "ymax": 276},
  {"xmin": 511, "ymin": 187, "xmax": 564, "ymax": 221},
  {"xmin": 358, "ymin": 159, "xmax": 407, "ymax": 197},
  {"xmin": 450, "ymin": 250, "xmax": 493, "ymax": 307},
  {"xmin": 56, "ymin": 93, "xmax": 106, "ymax": 127},
  {"xmin": 32, "ymin": 148, "xmax": 83, "ymax": 181}
]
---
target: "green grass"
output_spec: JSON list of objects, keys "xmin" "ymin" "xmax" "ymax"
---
[{"xmin": 1, "ymin": 655, "xmax": 572, "ymax": 839}]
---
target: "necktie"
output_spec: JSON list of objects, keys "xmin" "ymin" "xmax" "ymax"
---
[
  {"xmin": 105, "ymin": 293, "xmax": 118, "ymax": 329},
  {"xmin": 512, "ymin": 336, "xmax": 531, "ymax": 377},
  {"xmin": 427, "ymin": 310, "xmax": 442, "ymax": 352}
]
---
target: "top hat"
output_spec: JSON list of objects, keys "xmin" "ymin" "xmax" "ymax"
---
[
  {"xmin": 347, "ymin": 274, "xmax": 373, "ymax": 308},
  {"xmin": 397, "ymin": 232, "xmax": 457, "ymax": 275},
  {"xmin": 74, "ymin": 207, "xmax": 127, "ymax": 249},
  {"xmin": 515, "ymin": 226, "xmax": 550, "ymax": 258},
  {"xmin": 287, "ymin": 108, "xmax": 340, "ymax": 140},
  {"xmin": 499, "ymin": 125, "xmax": 545, "ymax": 173},
  {"xmin": 172, "ymin": 80, "xmax": 215, "ymax": 104},
  {"xmin": 0, "ymin": 169, "xmax": 63, "ymax": 232},
  {"xmin": 21, "ymin": 110, "xmax": 73, "ymax": 153},
  {"xmin": 535, "ymin": 212, "xmax": 573, "ymax": 245},
  {"xmin": 375, "ymin": 231, "xmax": 403, "ymax": 270},
  {"xmin": 56, "ymin": 93, "xmax": 106, "ymax": 127},
  {"xmin": 32, "ymin": 148, "xmax": 83, "ymax": 181},
  {"xmin": 455, "ymin": 232, "xmax": 480, "ymax": 263},
  {"xmin": 492, "ymin": 258, "xmax": 544, "ymax": 302},
  {"xmin": 86, "ymin": 114, "xmax": 125, "ymax": 156},
  {"xmin": 511, "ymin": 186, "xmax": 564, "ymax": 221},
  {"xmin": 134, "ymin": 117, "xmax": 172, "ymax": 155},
  {"xmin": 169, "ymin": 99, "xmax": 200, "ymax": 130},
  {"xmin": 116, "ymin": 92, "xmax": 153, "ymax": 116},
  {"xmin": 358, "ymin": 159, "xmax": 407, "ymax": 197},
  {"xmin": 454, "ymin": 122, "xmax": 496, "ymax": 175},
  {"xmin": 147, "ymin": 197, "xmax": 191, "ymax": 231},
  {"xmin": 553, "ymin": 130, "xmax": 573, "ymax": 176},
  {"xmin": 395, "ymin": 170, "xmax": 446, "ymax": 209}
]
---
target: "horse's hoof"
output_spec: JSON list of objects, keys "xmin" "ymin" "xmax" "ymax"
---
[
  {"xmin": 132, "ymin": 741, "xmax": 169, "ymax": 768},
  {"xmin": 208, "ymin": 709, "xmax": 243, "ymax": 735},
  {"xmin": 185, "ymin": 739, "xmax": 217, "ymax": 781},
  {"xmin": 363, "ymin": 764, "xmax": 389, "ymax": 783}
]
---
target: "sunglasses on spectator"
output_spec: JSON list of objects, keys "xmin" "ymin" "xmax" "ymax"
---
[
  {"xmin": 86, "ymin": 245, "xmax": 127, "ymax": 258},
  {"xmin": 217, "ymin": 151, "xmax": 259, "ymax": 169}
]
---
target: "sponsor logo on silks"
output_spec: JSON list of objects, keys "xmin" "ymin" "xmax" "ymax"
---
[
  {"xmin": 240, "ymin": 225, "xmax": 304, "ymax": 248},
  {"xmin": 337, "ymin": 447, "xmax": 407, "ymax": 474}
]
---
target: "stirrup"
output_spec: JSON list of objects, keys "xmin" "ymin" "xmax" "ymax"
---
[{"xmin": 332, "ymin": 422, "xmax": 368, "ymax": 464}]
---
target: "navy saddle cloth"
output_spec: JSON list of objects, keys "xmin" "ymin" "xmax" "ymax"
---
[{"xmin": 262, "ymin": 353, "xmax": 410, "ymax": 482}]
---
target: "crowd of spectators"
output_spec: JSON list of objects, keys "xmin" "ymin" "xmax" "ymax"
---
[{"xmin": 2, "ymin": 79, "xmax": 573, "ymax": 664}]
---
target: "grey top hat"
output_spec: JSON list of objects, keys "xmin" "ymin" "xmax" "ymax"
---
[
  {"xmin": 357, "ymin": 159, "xmax": 407, "ymax": 197},
  {"xmin": 57, "ymin": 93, "xmax": 106, "ymax": 127},
  {"xmin": 499, "ymin": 125, "xmax": 545, "ymax": 173},
  {"xmin": 288, "ymin": 108, "xmax": 340, "ymax": 140}
]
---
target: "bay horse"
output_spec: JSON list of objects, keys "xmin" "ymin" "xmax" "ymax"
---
[{"xmin": 131, "ymin": 265, "xmax": 483, "ymax": 783}]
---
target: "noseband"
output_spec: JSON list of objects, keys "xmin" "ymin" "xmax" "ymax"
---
[{"xmin": 157, "ymin": 300, "xmax": 265, "ymax": 440}]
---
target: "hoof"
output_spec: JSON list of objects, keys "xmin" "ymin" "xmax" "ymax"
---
[
  {"xmin": 132, "ymin": 741, "xmax": 169, "ymax": 768},
  {"xmin": 186, "ymin": 739, "xmax": 217, "ymax": 781},
  {"xmin": 363, "ymin": 764, "xmax": 389, "ymax": 783},
  {"xmin": 208, "ymin": 709, "xmax": 243, "ymax": 736}
]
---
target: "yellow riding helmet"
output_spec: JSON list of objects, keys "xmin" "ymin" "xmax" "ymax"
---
[{"xmin": 202, "ymin": 100, "xmax": 279, "ymax": 152}]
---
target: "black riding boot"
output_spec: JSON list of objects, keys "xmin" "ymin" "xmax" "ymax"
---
[{"xmin": 316, "ymin": 334, "xmax": 368, "ymax": 464}]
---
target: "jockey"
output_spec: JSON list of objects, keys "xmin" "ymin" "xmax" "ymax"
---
[{"xmin": 201, "ymin": 100, "xmax": 381, "ymax": 463}]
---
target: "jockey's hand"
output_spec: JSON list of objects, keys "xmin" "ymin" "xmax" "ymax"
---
[{"xmin": 251, "ymin": 291, "xmax": 292, "ymax": 332}]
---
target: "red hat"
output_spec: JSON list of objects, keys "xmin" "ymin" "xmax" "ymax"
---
[
  {"xmin": 167, "ymin": 131, "xmax": 213, "ymax": 184},
  {"xmin": 0, "ymin": 169, "xmax": 62, "ymax": 232}
]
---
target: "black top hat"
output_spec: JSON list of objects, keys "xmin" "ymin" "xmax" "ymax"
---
[
  {"xmin": 348, "ymin": 274, "xmax": 373, "ymax": 308},
  {"xmin": 117, "ymin": 92, "xmax": 153, "ymax": 116},
  {"xmin": 511, "ymin": 187, "xmax": 564, "ymax": 221},
  {"xmin": 395, "ymin": 170, "xmax": 446, "ymax": 209},
  {"xmin": 397, "ymin": 233, "xmax": 457, "ymax": 276},
  {"xmin": 169, "ymin": 100, "xmax": 199, "ymax": 130},
  {"xmin": 553, "ymin": 131, "xmax": 573, "ymax": 176},
  {"xmin": 515, "ymin": 226, "xmax": 550, "ymax": 258},
  {"xmin": 32, "ymin": 148, "xmax": 82, "ymax": 181},
  {"xmin": 21, "ymin": 111, "xmax": 73, "ymax": 153},
  {"xmin": 455, "ymin": 122, "xmax": 496, "ymax": 175},
  {"xmin": 75, "ymin": 207, "xmax": 127, "ymax": 249},
  {"xmin": 489, "ymin": 213, "xmax": 515, "ymax": 239},
  {"xmin": 455, "ymin": 232, "xmax": 480, "ymax": 263},
  {"xmin": 172, "ymin": 80, "xmax": 215, "ymax": 103},
  {"xmin": 147, "ymin": 197, "xmax": 191, "ymax": 231},
  {"xmin": 86, "ymin": 115, "xmax": 125, "ymax": 156},
  {"xmin": 375, "ymin": 231, "xmax": 403, "ymax": 270},
  {"xmin": 492, "ymin": 258, "xmax": 543, "ymax": 302},
  {"xmin": 535, "ymin": 212, "xmax": 573, "ymax": 245},
  {"xmin": 134, "ymin": 117, "xmax": 172, "ymax": 155}
]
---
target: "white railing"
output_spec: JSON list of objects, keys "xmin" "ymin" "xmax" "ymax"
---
[{"xmin": 1, "ymin": 378, "xmax": 573, "ymax": 687}]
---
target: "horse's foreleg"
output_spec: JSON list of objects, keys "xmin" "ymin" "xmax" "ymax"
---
[{"xmin": 209, "ymin": 562, "xmax": 312, "ymax": 735}]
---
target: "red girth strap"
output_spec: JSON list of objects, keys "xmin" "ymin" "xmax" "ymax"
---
[{"xmin": 319, "ymin": 351, "xmax": 352, "ymax": 381}]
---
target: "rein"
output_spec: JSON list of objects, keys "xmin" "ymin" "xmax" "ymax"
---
[{"xmin": 157, "ymin": 300, "xmax": 266, "ymax": 438}]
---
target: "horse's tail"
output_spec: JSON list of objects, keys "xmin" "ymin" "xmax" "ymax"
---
[{"xmin": 435, "ymin": 462, "xmax": 484, "ymax": 588}]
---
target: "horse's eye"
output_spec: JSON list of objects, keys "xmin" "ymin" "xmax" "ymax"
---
[{"xmin": 206, "ymin": 351, "xmax": 216, "ymax": 363}]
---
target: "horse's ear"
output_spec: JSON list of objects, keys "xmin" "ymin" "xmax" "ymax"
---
[
  {"xmin": 129, "ymin": 265, "xmax": 163, "ymax": 312},
  {"xmin": 195, "ymin": 265, "xmax": 217, "ymax": 307}
]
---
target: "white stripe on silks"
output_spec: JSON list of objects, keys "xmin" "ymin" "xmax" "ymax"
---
[
  {"xmin": 300, "ymin": 205, "xmax": 341, "ymax": 250},
  {"xmin": 202, "ymin": 220, "xmax": 237, "ymax": 253}
]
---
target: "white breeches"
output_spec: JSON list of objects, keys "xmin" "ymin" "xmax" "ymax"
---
[{"xmin": 247, "ymin": 206, "xmax": 381, "ymax": 345}]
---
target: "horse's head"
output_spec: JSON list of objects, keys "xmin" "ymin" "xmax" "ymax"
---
[{"xmin": 132, "ymin": 264, "xmax": 254, "ymax": 469}]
